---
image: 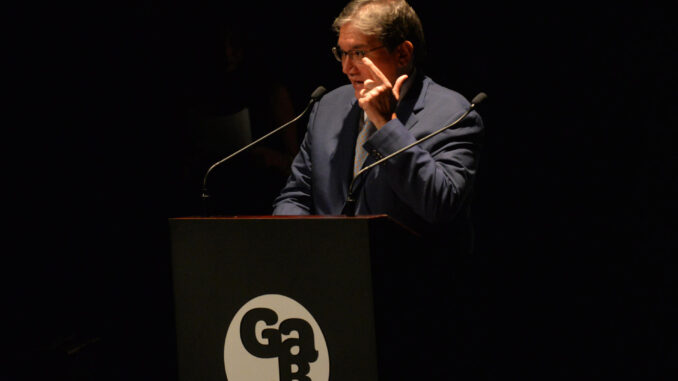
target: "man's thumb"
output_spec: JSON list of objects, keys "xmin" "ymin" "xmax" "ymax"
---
[{"xmin": 393, "ymin": 74, "xmax": 409, "ymax": 100}]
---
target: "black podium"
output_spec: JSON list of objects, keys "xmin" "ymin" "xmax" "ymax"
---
[{"xmin": 169, "ymin": 215, "xmax": 421, "ymax": 381}]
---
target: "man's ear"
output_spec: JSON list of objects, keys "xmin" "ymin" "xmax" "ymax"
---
[{"xmin": 396, "ymin": 40, "xmax": 414, "ymax": 67}]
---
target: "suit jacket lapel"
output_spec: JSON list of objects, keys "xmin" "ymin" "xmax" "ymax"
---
[
  {"xmin": 331, "ymin": 99, "xmax": 362, "ymax": 203},
  {"xmin": 399, "ymin": 71, "xmax": 427, "ymax": 129}
]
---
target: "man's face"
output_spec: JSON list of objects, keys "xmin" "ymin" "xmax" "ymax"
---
[{"xmin": 337, "ymin": 23, "xmax": 400, "ymax": 100}]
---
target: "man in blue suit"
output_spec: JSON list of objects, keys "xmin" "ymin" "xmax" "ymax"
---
[
  {"xmin": 274, "ymin": 3, "xmax": 487, "ymax": 374},
  {"xmin": 273, "ymin": 0, "xmax": 484, "ymax": 251}
]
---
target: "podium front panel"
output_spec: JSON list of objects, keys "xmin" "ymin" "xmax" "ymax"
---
[{"xmin": 169, "ymin": 216, "xmax": 412, "ymax": 381}]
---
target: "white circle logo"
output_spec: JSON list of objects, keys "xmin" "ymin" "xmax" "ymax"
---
[{"xmin": 224, "ymin": 294, "xmax": 330, "ymax": 381}]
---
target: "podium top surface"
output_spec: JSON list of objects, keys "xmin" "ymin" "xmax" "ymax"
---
[
  {"xmin": 169, "ymin": 214, "xmax": 389, "ymax": 221},
  {"xmin": 169, "ymin": 214, "xmax": 420, "ymax": 237}
]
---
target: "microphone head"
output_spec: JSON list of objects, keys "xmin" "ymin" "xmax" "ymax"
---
[
  {"xmin": 471, "ymin": 92, "xmax": 488, "ymax": 106},
  {"xmin": 310, "ymin": 86, "xmax": 328, "ymax": 101}
]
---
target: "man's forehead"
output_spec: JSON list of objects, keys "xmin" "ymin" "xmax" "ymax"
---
[{"xmin": 337, "ymin": 24, "xmax": 378, "ymax": 48}]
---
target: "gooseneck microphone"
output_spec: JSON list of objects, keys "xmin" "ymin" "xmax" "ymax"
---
[
  {"xmin": 201, "ymin": 86, "xmax": 327, "ymax": 216},
  {"xmin": 342, "ymin": 92, "xmax": 487, "ymax": 216}
]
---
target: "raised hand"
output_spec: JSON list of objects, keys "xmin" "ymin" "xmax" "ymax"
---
[{"xmin": 358, "ymin": 57, "xmax": 408, "ymax": 129}]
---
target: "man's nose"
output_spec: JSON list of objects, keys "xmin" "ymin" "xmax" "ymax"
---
[{"xmin": 342, "ymin": 56, "xmax": 356, "ymax": 75}]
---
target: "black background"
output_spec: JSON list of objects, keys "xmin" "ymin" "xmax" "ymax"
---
[{"xmin": 7, "ymin": 1, "xmax": 674, "ymax": 380}]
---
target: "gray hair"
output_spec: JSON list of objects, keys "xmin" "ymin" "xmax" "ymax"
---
[{"xmin": 332, "ymin": 0, "xmax": 426, "ymax": 66}]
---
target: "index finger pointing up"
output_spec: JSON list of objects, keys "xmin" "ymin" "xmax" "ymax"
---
[{"xmin": 361, "ymin": 57, "xmax": 391, "ymax": 85}]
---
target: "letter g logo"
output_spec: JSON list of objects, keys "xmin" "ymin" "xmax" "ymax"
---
[{"xmin": 224, "ymin": 294, "xmax": 329, "ymax": 381}]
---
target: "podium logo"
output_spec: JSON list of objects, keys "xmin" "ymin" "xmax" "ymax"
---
[{"xmin": 224, "ymin": 294, "xmax": 330, "ymax": 381}]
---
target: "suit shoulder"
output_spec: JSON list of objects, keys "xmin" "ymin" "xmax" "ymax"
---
[
  {"xmin": 316, "ymin": 84, "xmax": 355, "ymax": 106},
  {"xmin": 423, "ymin": 77, "xmax": 471, "ymax": 111},
  {"xmin": 306, "ymin": 84, "xmax": 355, "ymax": 134}
]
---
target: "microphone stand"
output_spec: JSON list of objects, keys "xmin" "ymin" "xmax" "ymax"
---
[{"xmin": 201, "ymin": 87, "xmax": 327, "ymax": 216}]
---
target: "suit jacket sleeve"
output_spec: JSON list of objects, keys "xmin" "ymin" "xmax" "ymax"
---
[
  {"xmin": 362, "ymin": 109, "xmax": 483, "ymax": 224},
  {"xmin": 271, "ymin": 104, "xmax": 317, "ymax": 215}
]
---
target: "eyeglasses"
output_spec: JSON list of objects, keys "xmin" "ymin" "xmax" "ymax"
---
[{"xmin": 332, "ymin": 45, "xmax": 385, "ymax": 63}]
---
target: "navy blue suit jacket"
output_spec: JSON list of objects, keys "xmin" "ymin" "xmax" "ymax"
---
[{"xmin": 273, "ymin": 72, "xmax": 483, "ymax": 248}]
